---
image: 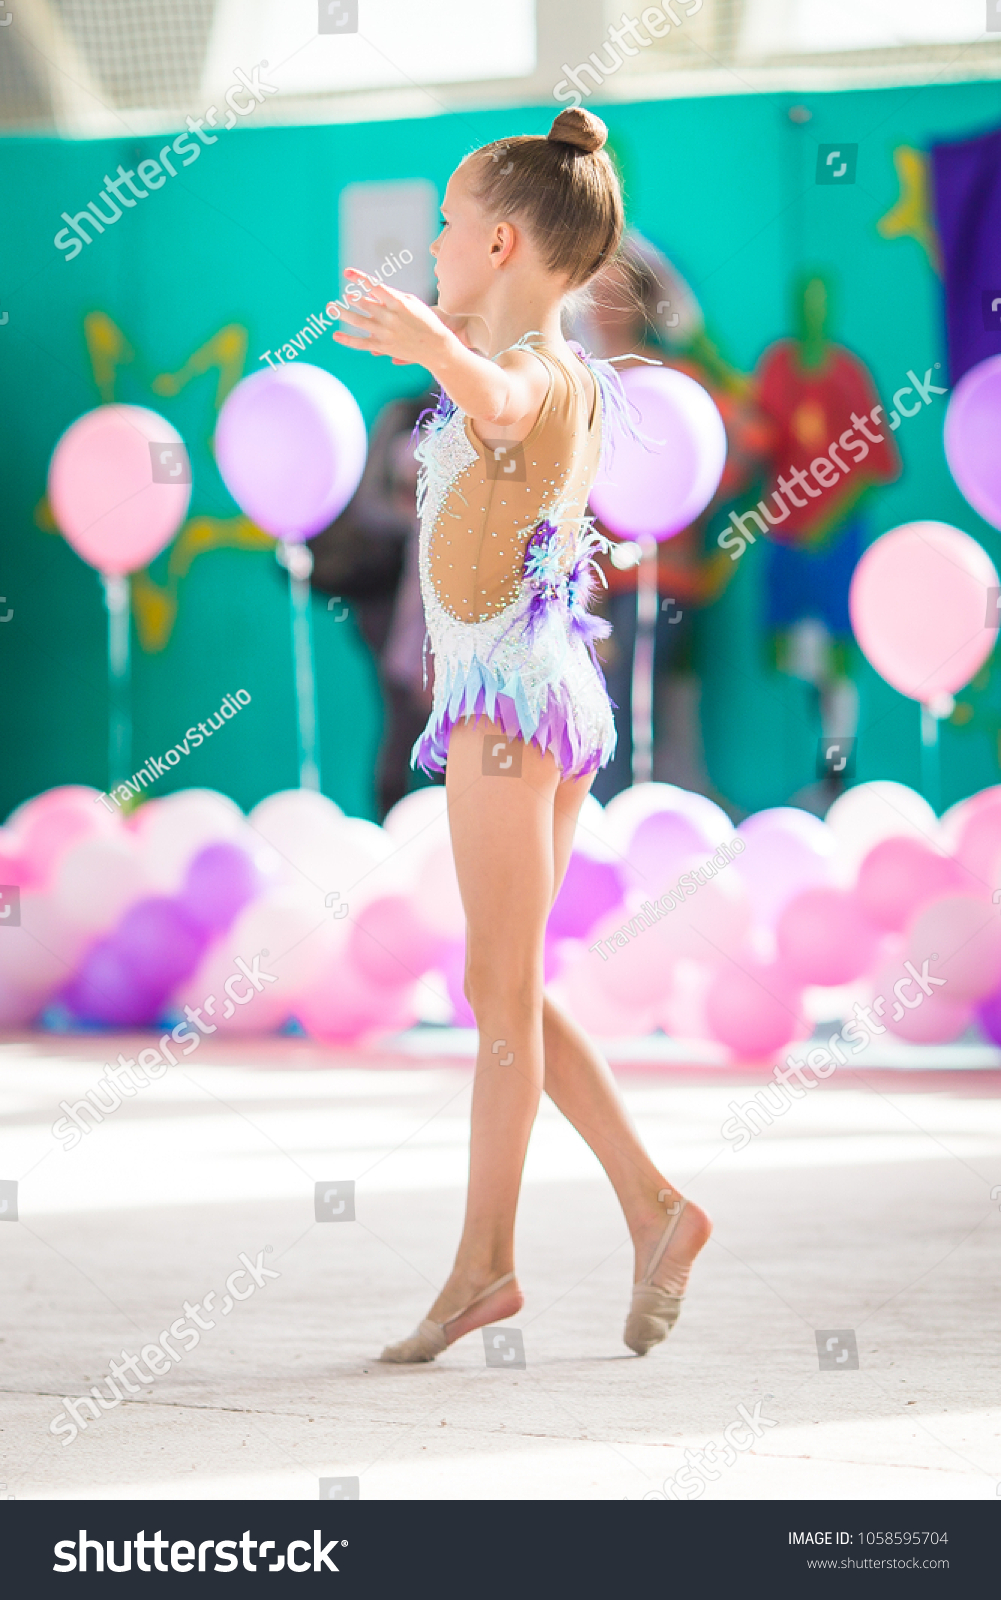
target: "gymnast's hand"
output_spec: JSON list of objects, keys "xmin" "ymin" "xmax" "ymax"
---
[
  {"xmin": 332, "ymin": 268, "xmax": 547, "ymax": 432},
  {"xmin": 332, "ymin": 268, "xmax": 457, "ymax": 367}
]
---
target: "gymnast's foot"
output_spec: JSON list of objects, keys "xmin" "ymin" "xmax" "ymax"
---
[{"xmin": 379, "ymin": 1268, "xmax": 524, "ymax": 1364}]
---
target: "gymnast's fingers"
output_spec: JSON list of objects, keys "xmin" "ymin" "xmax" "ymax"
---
[
  {"xmin": 343, "ymin": 268, "xmax": 395, "ymax": 303},
  {"xmin": 332, "ymin": 330, "xmax": 385, "ymax": 354}
]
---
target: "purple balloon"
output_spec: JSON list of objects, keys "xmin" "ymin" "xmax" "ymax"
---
[
  {"xmin": 113, "ymin": 897, "xmax": 209, "ymax": 990},
  {"xmin": 588, "ymin": 366, "xmax": 727, "ymax": 542},
  {"xmin": 179, "ymin": 843, "xmax": 259, "ymax": 932},
  {"xmin": 976, "ymin": 984, "xmax": 1001, "ymax": 1046},
  {"xmin": 214, "ymin": 362, "xmax": 367, "ymax": 541},
  {"xmin": 62, "ymin": 940, "xmax": 163, "ymax": 1027},
  {"xmin": 944, "ymin": 354, "xmax": 1001, "ymax": 532},
  {"xmin": 549, "ymin": 851, "xmax": 625, "ymax": 939},
  {"xmin": 624, "ymin": 811, "xmax": 710, "ymax": 897}
]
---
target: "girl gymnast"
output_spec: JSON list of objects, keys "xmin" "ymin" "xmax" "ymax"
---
[{"xmin": 333, "ymin": 106, "xmax": 712, "ymax": 1361}]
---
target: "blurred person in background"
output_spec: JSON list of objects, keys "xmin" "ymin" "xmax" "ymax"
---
[
  {"xmin": 573, "ymin": 230, "xmax": 773, "ymax": 803},
  {"xmin": 310, "ymin": 387, "xmax": 438, "ymax": 818}
]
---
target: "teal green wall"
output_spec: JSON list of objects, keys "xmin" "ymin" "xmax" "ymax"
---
[{"xmin": 2, "ymin": 81, "xmax": 1000, "ymax": 821}]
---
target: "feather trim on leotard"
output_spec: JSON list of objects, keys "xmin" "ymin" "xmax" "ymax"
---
[{"xmin": 411, "ymin": 652, "xmax": 616, "ymax": 778}]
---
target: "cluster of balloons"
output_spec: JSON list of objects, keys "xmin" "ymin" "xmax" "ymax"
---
[
  {"xmin": 47, "ymin": 362, "xmax": 367, "ymax": 578},
  {"xmin": 4, "ymin": 779, "xmax": 1001, "ymax": 1058}
]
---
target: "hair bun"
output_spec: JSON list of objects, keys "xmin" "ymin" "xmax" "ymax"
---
[{"xmin": 548, "ymin": 107, "xmax": 607, "ymax": 155}]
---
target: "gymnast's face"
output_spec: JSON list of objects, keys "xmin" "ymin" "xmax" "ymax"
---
[
  {"xmin": 431, "ymin": 161, "xmax": 539, "ymax": 318},
  {"xmin": 431, "ymin": 166, "xmax": 495, "ymax": 315}
]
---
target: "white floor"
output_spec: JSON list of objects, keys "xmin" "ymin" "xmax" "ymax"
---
[{"xmin": 1, "ymin": 1031, "xmax": 1000, "ymax": 1501}]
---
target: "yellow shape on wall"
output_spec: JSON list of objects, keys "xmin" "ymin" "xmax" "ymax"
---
[
  {"xmin": 152, "ymin": 325, "xmax": 248, "ymax": 409},
  {"xmin": 877, "ymin": 146, "xmax": 941, "ymax": 274},
  {"xmin": 132, "ymin": 514, "xmax": 276, "ymax": 653},
  {"xmin": 84, "ymin": 311, "xmax": 136, "ymax": 402}
]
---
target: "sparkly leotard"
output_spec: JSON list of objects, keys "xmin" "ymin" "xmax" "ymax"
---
[{"xmin": 411, "ymin": 334, "xmax": 619, "ymax": 778}]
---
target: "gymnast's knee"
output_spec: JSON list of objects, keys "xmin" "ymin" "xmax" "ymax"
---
[{"xmin": 464, "ymin": 953, "xmax": 543, "ymax": 1021}]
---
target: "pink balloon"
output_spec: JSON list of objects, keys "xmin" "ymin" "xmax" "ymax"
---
[
  {"xmin": 705, "ymin": 959, "xmax": 805, "ymax": 1057},
  {"xmin": 658, "ymin": 959, "xmax": 716, "ymax": 1043},
  {"xmin": 777, "ymin": 889, "xmax": 881, "ymax": 986},
  {"xmin": 875, "ymin": 958, "xmax": 973, "ymax": 1043},
  {"xmin": 175, "ymin": 941, "xmax": 290, "ymax": 1034},
  {"xmin": 587, "ymin": 905, "xmax": 671, "ymax": 1007},
  {"xmin": 588, "ymin": 366, "xmax": 727, "ymax": 541},
  {"xmin": 949, "ymin": 800, "xmax": 1001, "ymax": 895},
  {"xmin": 349, "ymin": 895, "xmax": 446, "ymax": 987},
  {"xmin": 0, "ymin": 835, "xmax": 25, "ymax": 890},
  {"xmin": 214, "ymin": 363, "xmax": 367, "ymax": 541},
  {"xmin": 440, "ymin": 940, "xmax": 474, "ymax": 1027},
  {"xmin": 905, "ymin": 894, "xmax": 1001, "ymax": 1002},
  {"xmin": 734, "ymin": 808, "xmax": 834, "ymax": 927},
  {"xmin": 6, "ymin": 784, "xmax": 113, "ymax": 831},
  {"xmin": 940, "ymin": 784, "xmax": 1001, "ymax": 845},
  {"xmin": 856, "ymin": 838, "xmax": 966, "ymax": 930},
  {"xmin": 943, "ymin": 353, "xmax": 1001, "ymax": 531},
  {"xmin": 849, "ymin": 521, "xmax": 999, "ymax": 701},
  {"xmin": 0, "ymin": 975, "xmax": 43, "ymax": 1027},
  {"xmin": 557, "ymin": 954, "xmax": 659, "ymax": 1037},
  {"xmin": 48, "ymin": 405, "xmax": 191, "ymax": 574},
  {"xmin": 13, "ymin": 790, "xmax": 119, "ymax": 890},
  {"xmin": 656, "ymin": 855, "xmax": 752, "ymax": 964},
  {"xmin": 295, "ymin": 955, "xmax": 416, "ymax": 1042}
]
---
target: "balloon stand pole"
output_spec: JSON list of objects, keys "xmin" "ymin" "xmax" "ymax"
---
[
  {"xmin": 631, "ymin": 539, "xmax": 658, "ymax": 786},
  {"xmin": 101, "ymin": 572, "xmax": 131, "ymax": 791},
  {"xmin": 280, "ymin": 541, "xmax": 321, "ymax": 792},
  {"xmin": 919, "ymin": 703, "xmax": 940, "ymax": 815}
]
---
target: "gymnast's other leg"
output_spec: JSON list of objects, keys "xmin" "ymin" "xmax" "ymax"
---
[{"xmin": 541, "ymin": 774, "xmax": 712, "ymax": 1304}]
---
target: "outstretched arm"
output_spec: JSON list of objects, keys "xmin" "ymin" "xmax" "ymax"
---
[{"xmin": 331, "ymin": 269, "xmax": 548, "ymax": 437}]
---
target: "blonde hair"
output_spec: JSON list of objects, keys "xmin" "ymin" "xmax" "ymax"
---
[{"xmin": 464, "ymin": 108, "xmax": 624, "ymax": 290}]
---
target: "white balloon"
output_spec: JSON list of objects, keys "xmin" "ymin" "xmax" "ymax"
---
[
  {"xmin": 383, "ymin": 786, "xmax": 449, "ymax": 851},
  {"xmin": 51, "ymin": 837, "xmax": 148, "ymax": 933},
  {"xmin": 603, "ymin": 782, "xmax": 733, "ymax": 853},
  {"xmin": 571, "ymin": 794, "xmax": 620, "ymax": 863},
  {"xmin": 0, "ymin": 893, "xmax": 91, "ymax": 994},
  {"xmin": 381, "ymin": 790, "xmax": 451, "ymax": 891},
  {"xmin": 414, "ymin": 843, "xmax": 465, "ymax": 940},
  {"xmin": 248, "ymin": 788, "xmax": 344, "ymax": 873},
  {"xmin": 134, "ymin": 789, "xmax": 248, "ymax": 892},
  {"xmin": 824, "ymin": 781, "xmax": 941, "ymax": 884}
]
